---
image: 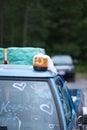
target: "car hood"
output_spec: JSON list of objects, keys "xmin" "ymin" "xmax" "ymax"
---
[{"xmin": 55, "ymin": 65, "xmax": 74, "ymax": 70}]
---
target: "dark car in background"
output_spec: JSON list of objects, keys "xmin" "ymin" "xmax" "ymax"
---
[{"xmin": 51, "ymin": 55, "xmax": 76, "ymax": 82}]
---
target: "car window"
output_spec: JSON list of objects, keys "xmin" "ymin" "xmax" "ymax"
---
[
  {"xmin": 52, "ymin": 55, "xmax": 73, "ymax": 65},
  {"xmin": 0, "ymin": 80, "xmax": 60, "ymax": 130},
  {"xmin": 55, "ymin": 80, "xmax": 72, "ymax": 125}
]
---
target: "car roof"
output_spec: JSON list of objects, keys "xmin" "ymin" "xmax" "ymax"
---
[
  {"xmin": 52, "ymin": 54, "xmax": 72, "ymax": 58},
  {"xmin": 0, "ymin": 64, "xmax": 56, "ymax": 78}
]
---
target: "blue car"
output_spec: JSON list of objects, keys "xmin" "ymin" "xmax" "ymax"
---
[{"xmin": 0, "ymin": 47, "xmax": 87, "ymax": 130}]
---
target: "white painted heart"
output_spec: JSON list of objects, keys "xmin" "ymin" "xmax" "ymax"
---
[
  {"xmin": 40, "ymin": 102, "xmax": 53, "ymax": 115},
  {"xmin": 13, "ymin": 82, "xmax": 26, "ymax": 91}
]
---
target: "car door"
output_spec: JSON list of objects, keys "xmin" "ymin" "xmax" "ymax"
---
[{"xmin": 54, "ymin": 76, "xmax": 76, "ymax": 130}]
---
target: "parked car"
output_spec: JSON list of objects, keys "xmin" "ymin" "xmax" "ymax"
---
[{"xmin": 51, "ymin": 55, "xmax": 76, "ymax": 82}]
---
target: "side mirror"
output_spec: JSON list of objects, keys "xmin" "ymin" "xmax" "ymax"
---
[
  {"xmin": 77, "ymin": 107, "xmax": 87, "ymax": 126},
  {"xmin": 82, "ymin": 107, "xmax": 87, "ymax": 124}
]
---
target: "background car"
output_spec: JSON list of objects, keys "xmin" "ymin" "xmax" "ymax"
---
[{"xmin": 51, "ymin": 55, "xmax": 76, "ymax": 82}]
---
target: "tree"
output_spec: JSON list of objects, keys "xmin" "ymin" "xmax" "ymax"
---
[{"xmin": 0, "ymin": 0, "xmax": 87, "ymax": 60}]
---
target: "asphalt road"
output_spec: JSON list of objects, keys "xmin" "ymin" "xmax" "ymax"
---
[{"xmin": 67, "ymin": 78, "xmax": 87, "ymax": 106}]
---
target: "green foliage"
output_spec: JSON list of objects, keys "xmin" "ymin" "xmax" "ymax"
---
[
  {"xmin": 76, "ymin": 61, "xmax": 87, "ymax": 73},
  {"xmin": 50, "ymin": 43, "xmax": 80, "ymax": 57},
  {"xmin": 0, "ymin": 0, "xmax": 87, "ymax": 61}
]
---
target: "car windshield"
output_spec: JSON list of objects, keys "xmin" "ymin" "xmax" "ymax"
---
[
  {"xmin": 52, "ymin": 55, "xmax": 73, "ymax": 65},
  {"xmin": 0, "ymin": 80, "xmax": 60, "ymax": 130}
]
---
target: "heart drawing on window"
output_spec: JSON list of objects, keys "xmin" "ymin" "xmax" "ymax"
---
[
  {"xmin": 13, "ymin": 82, "xmax": 26, "ymax": 91},
  {"xmin": 40, "ymin": 102, "xmax": 53, "ymax": 115}
]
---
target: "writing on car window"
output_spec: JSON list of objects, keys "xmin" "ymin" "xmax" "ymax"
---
[{"xmin": 0, "ymin": 80, "xmax": 60, "ymax": 130}]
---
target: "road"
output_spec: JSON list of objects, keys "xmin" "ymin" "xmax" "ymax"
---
[{"xmin": 68, "ymin": 78, "xmax": 87, "ymax": 106}]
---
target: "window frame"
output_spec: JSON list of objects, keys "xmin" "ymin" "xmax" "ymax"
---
[{"xmin": 54, "ymin": 76, "xmax": 76, "ymax": 129}]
